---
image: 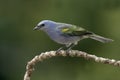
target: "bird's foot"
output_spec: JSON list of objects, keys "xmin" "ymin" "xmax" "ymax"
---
[
  {"xmin": 56, "ymin": 47, "xmax": 63, "ymax": 55},
  {"xmin": 65, "ymin": 43, "xmax": 75, "ymax": 55},
  {"xmin": 66, "ymin": 49, "xmax": 72, "ymax": 56}
]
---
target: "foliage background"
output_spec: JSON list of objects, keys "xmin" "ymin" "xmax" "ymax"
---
[{"xmin": 0, "ymin": 0, "xmax": 120, "ymax": 80}]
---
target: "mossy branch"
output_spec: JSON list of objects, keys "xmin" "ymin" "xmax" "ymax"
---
[{"xmin": 23, "ymin": 50, "xmax": 120, "ymax": 80}]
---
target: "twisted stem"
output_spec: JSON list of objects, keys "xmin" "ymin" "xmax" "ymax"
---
[{"xmin": 24, "ymin": 50, "xmax": 120, "ymax": 80}]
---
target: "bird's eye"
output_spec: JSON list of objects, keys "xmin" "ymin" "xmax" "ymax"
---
[{"xmin": 41, "ymin": 24, "xmax": 45, "ymax": 26}]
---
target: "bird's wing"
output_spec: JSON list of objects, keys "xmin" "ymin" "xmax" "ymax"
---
[{"xmin": 58, "ymin": 24, "xmax": 93, "ymax": 36}]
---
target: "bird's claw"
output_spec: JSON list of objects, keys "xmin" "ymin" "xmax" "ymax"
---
[
  {"xmin": 66, "ymin": 49, "xmax": 72, "ymax": 56},
  {"xmin": 56, "ymin": 47, "xmax": 63, "ymax": 55},
  {"xmin": 56, "ymin": 50, "xmax": 61, "ymax": 55}
]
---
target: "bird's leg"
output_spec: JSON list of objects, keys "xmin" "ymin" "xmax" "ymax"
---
[
  {"xmin": 66, "ymin": 43, "xmax": 75, "ymax": 55},
  {"xmin": 56, "ymin": 47, "xmax": 63, "ymax": 52},
  {"xmin": 56, "ymin": 46, "xmax": 66, "ymax": 54},
  {"xmin": 56, "ymin": 43, "xmax": 75, "ymax": 55}
]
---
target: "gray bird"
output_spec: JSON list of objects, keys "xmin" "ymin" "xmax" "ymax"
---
[{"xmin": 34, "ymin": 20, "xmax": 113, "ymax": 51}]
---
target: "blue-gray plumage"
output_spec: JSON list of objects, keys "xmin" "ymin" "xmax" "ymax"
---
[{"xmin": 33, "ymin": 20, "xmax": 113, "ymax": 50}]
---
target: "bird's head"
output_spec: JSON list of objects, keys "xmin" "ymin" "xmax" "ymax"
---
[{"xmin": 33, "ymin": 20, "xmax": 57, "ymax": 30}]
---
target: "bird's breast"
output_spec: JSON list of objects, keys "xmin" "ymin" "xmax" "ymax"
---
[{"xmin": 44, "ymin": 29, "xmax": 80, "ymax": 44}]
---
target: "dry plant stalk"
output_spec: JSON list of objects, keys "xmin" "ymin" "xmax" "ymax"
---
[{"xmin": 24, "ymin": 50, "xmax": 120, "ymax": 80}]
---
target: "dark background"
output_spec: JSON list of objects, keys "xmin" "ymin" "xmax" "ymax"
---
[{"xmin": 0, "ymin": 0, "xmax": 120, "ymax": 80}]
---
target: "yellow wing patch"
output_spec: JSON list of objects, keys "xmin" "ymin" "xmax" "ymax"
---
[{"xmin": 61, "ymin": 28, "xmax": 69, "ymax": 32}]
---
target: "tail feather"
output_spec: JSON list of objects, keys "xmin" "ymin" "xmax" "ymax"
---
[{"xmin": 90, "ymin": 34, "xmax": 113, "ymax": 43}]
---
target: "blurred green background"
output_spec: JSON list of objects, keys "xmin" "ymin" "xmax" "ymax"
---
[{"xmin": 0, "ymin": 0, "xmax": 120, "ymax": 80}]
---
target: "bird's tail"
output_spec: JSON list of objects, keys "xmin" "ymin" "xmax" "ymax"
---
[{"xmin": 90, "ymin": 34, "xmax": 113, "ymax": 43}]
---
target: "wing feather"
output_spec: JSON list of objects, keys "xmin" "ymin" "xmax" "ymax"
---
[{"xmin": 57, "ymin": 23, "xmax": 93, "ymax": 36}]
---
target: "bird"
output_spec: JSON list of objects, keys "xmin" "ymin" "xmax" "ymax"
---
[{"xmin": 33, "ymin": 20, "xmax": 113, "ymax": 52}]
